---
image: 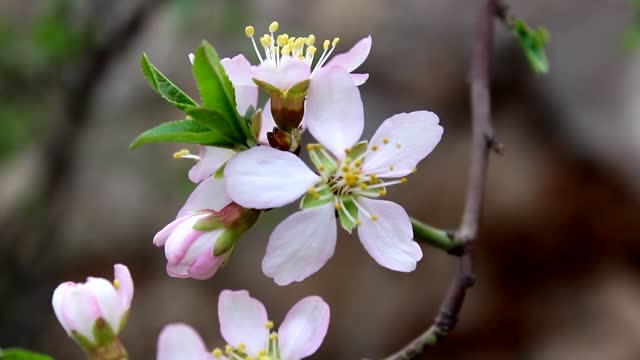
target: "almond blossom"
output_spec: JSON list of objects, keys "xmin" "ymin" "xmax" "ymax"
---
[
  {"xmin": 52, "ymin": 264, "xmax": 134, "ymax": 355},
  {"xmin": 224, "ymin": 67, "xmax": 443, "ymax": 285},
  {"xmin": 156, "ymin": 290, "xmax": 330, "ymax": 360}
]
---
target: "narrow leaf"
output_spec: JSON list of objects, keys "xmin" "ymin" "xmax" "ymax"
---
[
  {"xmin": 141, "ymin": 53, "xmax": 198, "ymax": 110},
  {"xmin": 512, "ymin": 20, "xmax": 550, "ymax": 74},
  {"xmin": 184, "ymin": 106, "xmax": 242, "ymax": 142},
  {"xmin": 129, "ymin": 120, "xmax": 235, "ymax": 149},
  {"xmin": 0, "ymin": 348, "xmax": 54, "ymax": 360}
]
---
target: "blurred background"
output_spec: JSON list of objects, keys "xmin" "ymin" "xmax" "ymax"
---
[{"xmin": 1, "ymin": 0, "xmax": 640, "ymax": 359}]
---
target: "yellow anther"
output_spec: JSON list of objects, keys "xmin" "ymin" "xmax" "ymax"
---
[
  {"xmin": 335, "ymin": 203, "xmax": 342, "ymax": 210},
  {"xmin": 360, "ymin": 183, "xmax": 368, "ymax": 189},
  {"xmin": 379, "ymin": 189, "xmax": 387, "ymax": 196},
  {"xmin": 212, "ymin": 348, "xmax": 224, "ymax": 358},
  {"xmin": 345, "ymin": 172, "xmax": 359, "ymax": 187},
  {"xmin": 306, "ymin": 35, "xmax": 316, "ymax": 45},
  {"xmin": 395, "ymin": 142, "xmax": 402, "ymax": 148},
  {"xmin": 355, "ymin": 220, "xmax": 362, "ymax": 226},
  {"xmin": 342, "ymin": 165, "xmax": 350, "ymax": 172},
  {"xmin": 307, "ymin": 144, "xmax": 314, "ymax": 150},
  {"xmin": 237, "ymin": 343, "xmax": 247, "ymax": 352},
  {"xmin": 383, "ymin": 138, "xmax": 390, "ymax": 144},
  {"xmin": 269, "ymin": 333, "xmax": 278, "ymax": 340},
  {"xmin": 412, "ymin": 167, "xmax": 417, "ymax": 173},
  {"xmin": 371, "ymin": 215, "xmax": 379, "ymax": 221},
  {"xmin": 307, "ymin": 45, "xmax": 317, "ymax": 55},
  {"xmin": 257, "ymin": 350, "xmax": 267, "ymax": 357},
  {"xmin": 345, "ymin": 147, "xmax": 351, "ymax": 154},
  {"xmin": 308, "ymin": 187, "xmax": 317, "ymax": 194},
  {"xmin": 269, "ymin": 21, "xmax": 279, "ymax": 33},
  {"xmin": 260, "ymin": 36, "xmax": 270, "ymax": 48},
  {"xmin": 354, "ymin": 160, "xmax": 363, "ymax": 167},
  {"xmin": 245, "ymin": 26, "xmax": 255, "ymax": 37},
  {"xmin": 370, "ymin": 174, "xmax": 379, "ymax": 184},
  {"xmin": 265, "ymin": 320, "xmax": 274, "ymax": 330},
  {"xmin": 173, "ymin": 149, "xmax": 190, "ymax": 159},
  {"xmin": 332, "ymin": 37, "xmax": 340, "ymax": 46},
  {"xmin": 225, "ymin": 345, "xmax": 233, "ymax": 354},
  {"xmin": 389, "ymin": 165, "xmax": 395, "ymax": 171},
  {"xmin": 246, "ymin": 357, "xmax": 254, "ymax": 360},
  {"xmin": 318, "ymin": 165, "xmax": 325, "ymax": 171},
  {"xmin": 372, "ymin": 145, "xmax": 379, "ymax": 151},
  {"xmin": 277, "ymin": 35, "xmax": 287, "ymax": 47},
  {"xmin": 294, "ymin": 38, "xmax": 305, "ymax": 49},
  {"xmin": 400, "ymin": 177, "xmax": 408, "ymax": 184},
  {"xmin": 113, "ymin": 279, "xmax": 121, "ymax": 290},
  {"xmin": 323, "ymin": 39, "xmax": 330, "ymax": 50}
]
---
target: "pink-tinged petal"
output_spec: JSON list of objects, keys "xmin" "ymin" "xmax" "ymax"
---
[
  {"xmin": 154, "ymin": 215, "xmax": 192, "ymax": 247},
  {"xmin": 188, "ymin": 146, "xmax": 235, "ymax": 183},
  {"xmin": 187, "ymin": 245, "xmax": 225, "ymax": 280},
  {"xmin": 258, "ymin": 100, "xmax": 277, "ymax": 145},
  {"xmin": 278, "ymin": 296, "xmax": 330, "ymax": 360},
  {"xmin": 324, "ymin": 36, "xmax": 372, "ymax": 73},
  {"xmin": 52, "ymin": 282, "xmax": 75, "ymax": 334},
  {"xmin": 84, "ymin": 277, "xmax": 125, "ymax": 332},
  {"xmin": 221, "ymin": 54, "xmax": 255, "ymax": 86},
  {"xmin": 305, "ymin": 67, "xmax": 364, "ymax": 160},
  {"xmin": 113, "ymin": 264, "xmax": 134, "ymax": 309},
  {"xmin": 356, "ymin": 198, "xmax": 422, "ymax": 272},
  {"xmin": 351, "ymin": 73, "xmax": 369, "ymax": 86},
  {"xmin": 224, "ymin": 146, "xmax": 319, "ymax": 209},
  {"xmin": 362, "ymin": 111, "xmax": 443, "ymax": 178},
  {"xmin": 61, "ymin": 285, "xmax": 101, "ymax": 342},
  {"xmin": 262, "ymin": 203, "xmax": 337, "ymax": 286},
  {"xmin": 157, "ymin": 323, "xmax": 215, "ymax": 360},
  {"xmin": 178, "ymin": 177, "xmax": 232, "ymax": 217},
  {"xmin": 164, "ymin": 215, "xmax": 224, "ymax": 276},
  {"xmin": 218, "ymin": 290, "xmax": 269, "ymax": 356},
  {"xmin": 252, "ymin": 57, "xmax": 311, "ymax": 90},
  {"xmin": 235, "ymin": 85, "xmax": 259, "ymax": 116}
]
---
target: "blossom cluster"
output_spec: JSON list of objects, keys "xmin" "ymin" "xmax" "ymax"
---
[{"xmin": 51, "ymin": 21, "xmax": 442, "ymax": 359}]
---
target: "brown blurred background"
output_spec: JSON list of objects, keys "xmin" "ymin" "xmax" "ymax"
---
[{"xmin": 1, "ymin": 0, "xmax": 640, "ymax": 359}]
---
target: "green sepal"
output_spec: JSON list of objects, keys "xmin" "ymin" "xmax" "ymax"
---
[
  {"xmin": 288, "ymin": 79, "xmax": 310, "ymax": 94},
  {"xmin": 213, "ymin": 162, "xmax": 227, "ymax": 179},
  {"xmin": 129, "ymin": 119, "xmax": 236, "ymax": 149},
  {"xmin": 193, "ymin": 214, "xmax": 224, "ymax": 232},
  {"xmin": 118, "ymin": 310, "xmax": 129, "ymax": 334},
  {"xmin": 71, "ymin": 330, "xmax": 97, "ymax": 351},
  {"xmin": 337, "ymin": 196, "xmax": 359, "ymax": 233},
  {"xmin": 184, "ymin": 106, "xmax": 242, "ymax": 143},
  {"xmin": 140, "ymin": 53, "xmax": 198, "ymax": 111},
  {"xmin": 250, "ymin": 109, "xmax": 263, "ymax": 139},
  {"xmin": 512, "ymin": 19, "xmax": 550, "ymax": 74},
  {"xmin": 252, "ymin": 78, "xmax": 279, "ymax": 93},
  {"xmin": 0, "ymin": 348, "xmax": 54, "ymax": 360},
  {"xmin": 346, "ymin": 140, "xmax": 368, "ymax": 163},
  {"xmin": 213, "ymin": 208, "xmax": 261, "ymax": 256},
  {"xmin": 213, "ymin": 229, "xmax": 240, "ymax": 256},
  {"xmin": 92, "ymin": 318, "xmax": 116, "ymax": 347},
  {"xmin": 308, "ymin": 144, "xmax": 338, "ymax": 177},
  {"xmin": 300, "ymin": 187, "xmax": 333, "ymax": 209}
]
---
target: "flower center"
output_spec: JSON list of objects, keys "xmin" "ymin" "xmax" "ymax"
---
[
  {"xmin": 211, "ymin": 321, "xmax": 280, "ymax": 360},
  {"xmin": 244, "ymin": 21, "xmax": 339, "ymax": 75}
]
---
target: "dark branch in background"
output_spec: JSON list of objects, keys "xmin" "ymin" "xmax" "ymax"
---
[{"xmin": 382, "ymin": 0, "xmax": 499, "ymax": 358}]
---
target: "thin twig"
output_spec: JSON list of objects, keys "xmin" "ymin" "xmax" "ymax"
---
[{"xmin": 381, "ymin": 0, "xmax": 498, "ymax": 358}]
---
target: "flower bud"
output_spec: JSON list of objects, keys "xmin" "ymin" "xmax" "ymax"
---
[
  {"xmin": 253, "ymin": 78, "xmax": 310, "ymax": 132},
  {"xmin": 52, "ymin": 264, "xmax": 133, "ymax": 358},
  {"xmin": 154, "ymin": 203, "xmax": 261, "ymax": 280}
]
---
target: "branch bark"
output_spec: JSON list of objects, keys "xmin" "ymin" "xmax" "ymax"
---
[{"xmin": 381, "ymin": 0, "xmax": 498, "ymax": 358}]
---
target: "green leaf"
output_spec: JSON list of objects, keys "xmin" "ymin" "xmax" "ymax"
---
[
  {"xmin": 129, "ymin": 119, "xmax": 236, "ymax": 149},
  {"xmin": 512, "ymin": 20, "xmax": 550, "ymax": 74},
  {"xmin": 184, "ymin": 106, "xmax": 242, "ymax": 142},
  {"xmin": 92, "ymin": 318, "xmax": 116, "ymax": 347},
  {"xmin": 0, "ymin": 348, "xmax": 53, "ymax": 360},
  {"xmin": 141, "ymin": 53, "xmax": 198, "ymax": 111}
]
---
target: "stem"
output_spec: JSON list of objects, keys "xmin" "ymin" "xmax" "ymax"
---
[
  {"xmin": 410, "ymin": 218, "xmax": 458, "ymax": 253},
  {"xmin": 380, "ymin": 0, "xmax": 498, "ymax": 358}
]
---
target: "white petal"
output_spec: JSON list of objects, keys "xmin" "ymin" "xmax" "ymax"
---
[
  {"xmin": 305, "ymin": 67, "xmax": 364, "ymax": 160},
  {"xmin": 188, "ymin": 146, "xmax": 235, "ymax": 183},
  {"xmin": 154, "ymin": 215, "xmax": 192, "ymax": 247},
  {"xmin": 262, "ymin": 203, "xmax": 337, "ymax": 286},
  {"xmin": 258, "ymin": 100, "xmax": 277, "ymax": 145},
  {"xmin": 61, "ymin": 285, "xmax": 101, "ymax": 342},
  {"xmin": 221, "ymin": 54, "xmax": 255, "ymax": 86},
  {"xmin": 52, "ymin": 282, "xmax": 75, "ymax": 334},
  {"xmin": 113, "ymin": 264, "xmax": 134, "ymax": 309},
  {"xmin": 351, "ymin": 73, "xmax": 369, "ymax": 86},
  {"xmin": 157, "ymin": 323, "xmax": 214, "ymax": 360},
  {"xmin": 362, "ymin": 111, "xmax": 443, "ymax": 178},
  {"xmin": 278, "ymin": 296, "xmax": 330, "ymax": 360},
  {"xmin": 356, "ymin": 198, "xmax": 422, "ymax": 272},
  {"xmin": 235, "ymin": 85, "xmax": 259, "ymax": 116},
  {"xmin": 324, "ymin": 35, "xmax": 372, "ymax": 73},
  {"xmin": 218, "ymin": 290, "xmax": 269, "ymax": 356},
  {"xmin": 224, "ymin": 146, "xmax": 319, "ymax": 209},
  {"xmin": 252, "ymin": 57, "xmax": 311, "ymax": 90},
  {"xmin": 84, "ymin": 277, "xmax": 125, "ymax": 332},
  {"xmin": 178, "ymin": 177, "xmax": 232, "ymax": 217},
  {"xmin": 166, "ymin": 229, "xmax": 223, "ymax": 278}
]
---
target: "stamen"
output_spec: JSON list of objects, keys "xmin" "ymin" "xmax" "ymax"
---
[
  {"xmin": 113, "ymin": 279, "xmax": 120, "ymax": 289},
  {"xmin": 212, "ymin": 348, "xmax": 224, "ymax": 358},
  {"xmin": 395, "ymin": 142, "xmax": 402, "ymax": 148},
  {"xmin": 265, "ymin": 320, "xmax": 274, "ymax": 330},
  {"xmin": 245, "ymin": 25, "xmax": 263, "ymax": 63},
  {"xmin": 245, "ymin": 26, "xmax": 255, "ymax": 37},
  {"xmin": 173, "ymin": 149, "xmax": 200, "ymax": 161},
  {"xmin": 352, "ymin": 198, "xmax": 372, "ymax": 219},
  {"xmin": 269, "ymin": 21, "xmax": 279, "ymax": 33},
  {"xmin": 383, "ymin": 138, "xmax": 390, "ymax": 144},
  {"xmin": 372, "ymin": 145, "xmax": 379, "ymax": 151}
]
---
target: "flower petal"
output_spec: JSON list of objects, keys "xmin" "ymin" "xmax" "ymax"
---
[
  {"xmin": 153, "ymin": 215, "xmax": 192, "ymax": 247},
  {"xmin": 157, "ymin": 323, "xmax": 214, "ymax": 360},
  {"xmin": 351, "ymin": 73, "xmax": 369, "ymax": 86},
  {"xmin": 305, "ymin": 67, "xmax": 364, "ymax": 160},
  {"xmin": 362, "ymin": 111, "xmax": 443, "ymax": 178},
  {"xmin": 252, "ymin": 57, "xmax": 311, "ymax": 90},
  {"xmin": 221, "ymin": 54, "xmax": 255, "ymax": 86},
  {"xmin": 324, "ymin": 36, "xmax": 372, "ymax": 73},
  {"xmin": 262, "ymin": 203, "xmax": 337, "ymax": 286},
  {"xmin": 188, "ymin": 146, "xmax": 235, "ymax": 183},
  {"xmin": 356, "ymin": 198, "xmax": 422, "ymax": 272},
  {"xmin": 84, "ymin": 277, "xmax": 125, "ymax": 332},
  {"xmin": 113, "ymin": 264, "xmax": 134, "ymax": 309},
  {"xmin": 218, "ymin": 290, "xmax": 269, "ymax": 356},
  {"xmin": 187, "ymin": 245, "xmax": 225, "ymax": 280},
  {"xmin": 258, "ymin": 100, "xmax": 277, "ymax": 145},
  {"xmin": 178, "ymin": 177, "xmax": 232, "ymax": 217},
  {"xmin": 52, "ymin": 282, "xmax": 75, "ymax": 334},
  {"xmin": 278, "ymin": 296, "xmax": 330, "ymax": 360},
  {"xmin": 224, "ymin": 146, "xmax": 319, "ymax": 209},
  {"xmin": 61, "ymin": 285, "xmax": 101, "ymax": 342}
]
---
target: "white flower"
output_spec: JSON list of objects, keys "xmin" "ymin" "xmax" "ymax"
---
[{"xmin": 223, "ymin": 69, "xmax": 443, "ymax": 285}]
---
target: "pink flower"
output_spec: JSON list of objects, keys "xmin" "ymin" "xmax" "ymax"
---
[
  {"xmin": 154, "ymin": 178, "xmax": 260, "ymax": 280},
  {"xmin": 156, "ymin": 290, "xmax": 330, "ymax": 360},
  {"xmin": 52, "ymin": 264, "xmax": 134, "ymax": 347},
  {"xmin": 223, "ymin": 68, "xmax": 444, "ymax": 285}
]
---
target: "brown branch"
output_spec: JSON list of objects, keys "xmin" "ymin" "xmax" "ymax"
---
[{"xmin": 381, "ymin": 0, "xmax": 498, "ymax": 358}]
